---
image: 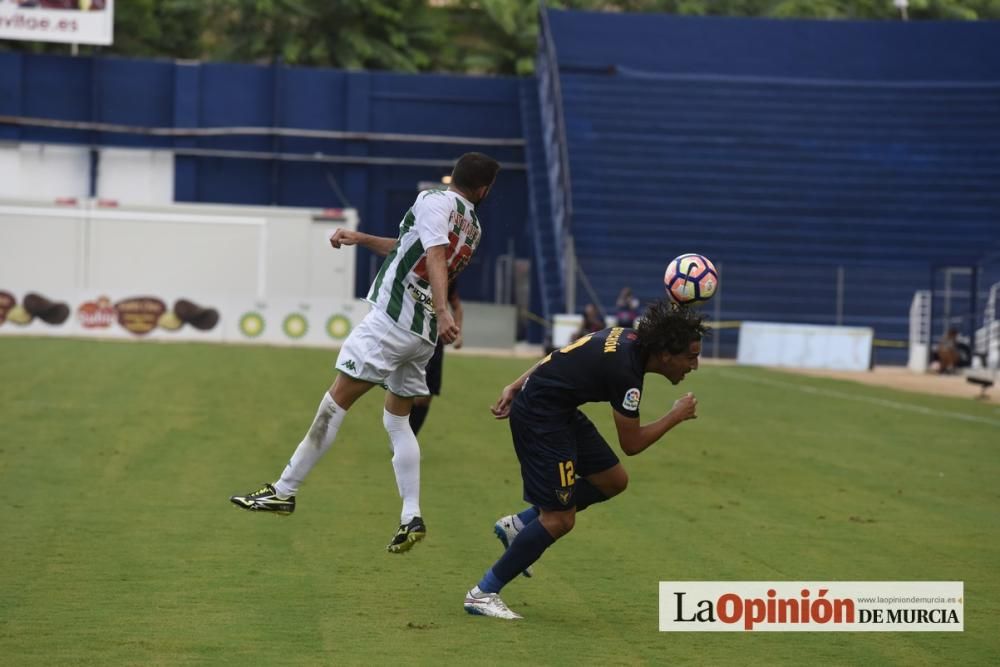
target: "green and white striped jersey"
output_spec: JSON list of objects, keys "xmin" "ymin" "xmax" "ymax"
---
[{"xmin": 366, "ymin": 189, "xmax": 482, "ymax": 344}]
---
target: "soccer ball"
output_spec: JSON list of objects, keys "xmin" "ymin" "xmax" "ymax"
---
[{"xmin": 664, "ymin": 253, "xmax": 719, "ymax": 304}]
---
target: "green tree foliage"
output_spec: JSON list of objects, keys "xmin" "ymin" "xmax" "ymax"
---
[
  {"xmin": 196, "ymin": 0, "xmax": 444, "ymax": 71},
  {"xmin": 113, "ymin": 0, "xmax": 205, "ymax": 59},
  {"xmin": 435, "ymin": 0, "xmax": 540, "ymax": 75}
]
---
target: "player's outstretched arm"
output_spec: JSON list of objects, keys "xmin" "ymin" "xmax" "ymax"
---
[
  {"xmin": 490, "ymin": 355, "xmax": 548, "ymax": 418},
  {"xmin": 613, "ymin": 392, "xmax": 697, "ymax": 456},
  {"xmin": 329, "ymin": 229, "xmax": 396, "ymax": 256}
]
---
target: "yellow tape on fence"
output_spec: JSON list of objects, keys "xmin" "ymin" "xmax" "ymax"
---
[
  {"xmin": 873, "ymin": 339, "xmax": 909, "ymax": 348},
  {"xmin": 521, "ymin": 312, "xmax": 905, "ymax": 349}
]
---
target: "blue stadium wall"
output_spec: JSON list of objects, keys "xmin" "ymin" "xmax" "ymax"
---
[
  {"xmin": 0, "ymin": 52, "xmax": 533, "ymax": 313},
  {"xmin": 543, "ymin": 10, "xmax": 1000, "ymax": 362},
  {"xmin": 550, "ymin": 10, "xmax": 1000, "ymax": 80}
]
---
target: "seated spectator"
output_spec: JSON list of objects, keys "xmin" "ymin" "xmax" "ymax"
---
[
  {"xmin": 936, "ymin": 327, "xmax": 960, "ymax": 374},
  {"xmin": 615, "ymin": 287, "xmax": 640, "ymax": 328},
  {"xmin": 574, "ymin": 303, "xmax": 605, "ymax": 340}
]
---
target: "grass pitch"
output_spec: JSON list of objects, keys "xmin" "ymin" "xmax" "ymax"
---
[{"xmin": 1, "ymin": 337, "xmax": 998, "ymax": 665}]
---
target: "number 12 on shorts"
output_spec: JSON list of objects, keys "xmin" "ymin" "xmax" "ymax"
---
[{"xmin": 558, "ymin": 461, "xmax": 576, "ymax": 487}]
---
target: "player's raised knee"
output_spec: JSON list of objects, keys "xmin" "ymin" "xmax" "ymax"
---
[
  {"xmin": 610, "ymin": 469, "xmax": 629, "ymax": 497},
  {"xmin": 588, "ymin": 465, "xmax": 629, "ymax": 498}
]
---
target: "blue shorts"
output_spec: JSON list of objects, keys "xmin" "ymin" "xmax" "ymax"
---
[{"xmin": 509, "ymin": 407, "xmax": 621, "ymax": 511}]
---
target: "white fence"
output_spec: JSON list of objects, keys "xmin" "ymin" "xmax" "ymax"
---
[
  {"xmin": 0, "ymin": 198, "xmax": 369, "ymax": 346},
  {"xmin": 737, "ymin": 321, "xmax": 873, "ymax": 372},
  {"xmin": 974, "ymin": 282, "xmax": 1000, "ymax": 370}
]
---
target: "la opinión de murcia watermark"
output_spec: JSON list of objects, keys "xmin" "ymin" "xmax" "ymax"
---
[{"xmin": 659, "ymin": 582, "xmax": 963, "ymax": 632}]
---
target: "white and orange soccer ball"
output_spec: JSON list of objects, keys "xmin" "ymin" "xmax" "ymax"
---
[{"xmin": 664, "ymin": 253, "xmax": 719, "ymax": 304}]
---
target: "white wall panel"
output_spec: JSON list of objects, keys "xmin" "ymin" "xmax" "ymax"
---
[{"xmin": 96, "ymin": 149, "xmax": 174, "ymax": 205}]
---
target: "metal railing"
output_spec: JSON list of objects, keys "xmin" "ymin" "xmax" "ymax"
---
[
  {"xmin": 0, "ymin": 114, "xmax": 526, "ymax": 146},
  {"xmin": 0, "ymin": 115, "xmax": 527, "ymax": 171},
  {"xmin": 536, "ymin": 3, "xmax": 573, "ymax": 313}
]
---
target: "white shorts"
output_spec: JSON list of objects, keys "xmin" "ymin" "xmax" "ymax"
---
[{"xmin": 335, "ymin": 308, "xmax": 435, "ymax": 397}]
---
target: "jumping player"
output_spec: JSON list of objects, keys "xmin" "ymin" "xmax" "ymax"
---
[
  {"xmin": 323, "ymin": 229, "xmax": 462, "ymax": 436},
  {"xmin": 230, "ymin": 152, "xmax": 499, "ymax": 554},
  {"xmin": 464, "ymin": 299, "xmax": 706, "ymax": 619}
]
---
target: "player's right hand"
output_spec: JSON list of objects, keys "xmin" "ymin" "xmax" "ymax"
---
[
  {"xmin": 437, "ymin": 309, "xmax": 459, "ymax": 344},
  {"xmin": 670, "ymin": 392, "xmax": 698, "ymax": 422},
  {"xmin": 491, "ymin": 384, "xmax": 520, "ymax": 419},
  {"xmin": 329, "ymin": 229, "xmax": 358, "ymax": 249}
]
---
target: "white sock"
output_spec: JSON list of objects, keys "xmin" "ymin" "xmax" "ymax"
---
[
  {"xmin": 274, "ymin": 392, "xmax": 346, "ymax": 498},
  {"xmin": 383, "ymin": 409, "xmax": 421, "ymax": 523}
]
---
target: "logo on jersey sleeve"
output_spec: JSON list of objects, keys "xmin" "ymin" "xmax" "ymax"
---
[{"xmin": 622, "ymin": 388, "xmax": 641, "ymax": 411}]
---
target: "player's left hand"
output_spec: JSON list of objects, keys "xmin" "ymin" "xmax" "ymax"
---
[
  {"xmin": 491, "ymin": 384, "xmax": 519, "ymax": 419},
  {"xmin": 437, "ymin": 309, "xmax": 460, "ymax": 344},
  {"xmin": 670, "ymin": 392, "xmax": 698, "ymax": 422},
  {"xmin": 452, "ymin": 333, "xmax": 463, "ymax": 350},
  {"xmin": 329, "ymin": 228, "xmax": 358, "ymax": 249}
]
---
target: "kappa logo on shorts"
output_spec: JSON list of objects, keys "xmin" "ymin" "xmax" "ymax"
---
[
  {"xmin": 623, "ymin": 387, "xmax": 641, "ymax": 411},
  {"xmin": 342, "ymin": 359, "xmax": 357, "ymax": 371},
  {"xmin": 555, "ymin": 489, "xmax": 572, "ymax": 505}
]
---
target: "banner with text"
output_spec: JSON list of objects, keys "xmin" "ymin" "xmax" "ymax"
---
[
  {"xmin": 1, "ymin": 0, "xmax": 114, "ymax": 46},
  {"xmin": 659, "ymin": 581, "xmax": 963, "ymax": 632}
]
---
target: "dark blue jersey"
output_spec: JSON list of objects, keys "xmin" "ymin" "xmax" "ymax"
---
[{"xmin": 514, "ymin": 327, "xmax": 645, "ymax": 428}]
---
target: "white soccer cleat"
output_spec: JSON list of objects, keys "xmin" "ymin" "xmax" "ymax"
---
[
  {"xmin": 493, "ymin": 515, "xmax": 533, "ymax": 578},
  {"xmin": 463, "ymin": 587, "xmax": 523, "ymax": 620}
]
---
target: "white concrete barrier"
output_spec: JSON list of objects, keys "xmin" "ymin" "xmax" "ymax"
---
[{"xmin": 737, "ymin": 321, "xmax": 873, "ymax": 371}]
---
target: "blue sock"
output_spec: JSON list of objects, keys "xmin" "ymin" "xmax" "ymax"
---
[
  {"xmin": 574, "ymin": 478, "xmax": 609, "ymax": 512},
  {"xmin": 477, "ymin": 569, "xmax": 504, "ymax": 594},
  {"xmin": 479, "ymin": 519, "xmax": 556, "ymax": 593},
  {"xmin": 516, "ymin": 506, "xmax": 539, "ymax": 527}
]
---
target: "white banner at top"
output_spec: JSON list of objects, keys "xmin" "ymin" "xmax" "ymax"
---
[{"xmin": 0, "ymin": 0, "xmax": 114, "ymax": 46}]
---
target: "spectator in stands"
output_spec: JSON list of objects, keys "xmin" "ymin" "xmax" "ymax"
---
[
  {"xmin": 574, "ymin": 303, "xmax": 605, "ymax": 340},
  {"xmin": 615, "ymin": 286, "xmax": 640, "ymax": 328},
  {"xmin": 936, "ymin": 327, "xmax": 960, "ymax": 374}
]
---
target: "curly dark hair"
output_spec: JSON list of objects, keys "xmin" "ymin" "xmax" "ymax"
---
[{"xmin": 634, "ymin": 299, "xmax": 709, "ymax": 358}]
